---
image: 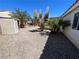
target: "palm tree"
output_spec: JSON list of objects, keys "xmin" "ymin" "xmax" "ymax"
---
[
  {"xmin": 33, "ymin": 8, "xmax": 49, "ymax": 31},
  {"xmin": 44, "ymin": 6, "xmax": 49, "ymax": 22},
  {"xmin": 11, "ymin": 8, "xmax": 29, "ymax": 28},
  {"xmin": 33, "ymin": 10, "xmax": 39, "ymax": 25},
  {"xmin": 40, "ymin": 10, "xmax": 49, "ymax": 31},
  {"xmin": 44, "ymin": 12, "xmax": 49, "ymax": 22}
]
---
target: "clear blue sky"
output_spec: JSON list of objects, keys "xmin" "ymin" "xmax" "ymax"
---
[{"xmin": 0, "ymin": 0, "xmax": 76, "ymax": 17}]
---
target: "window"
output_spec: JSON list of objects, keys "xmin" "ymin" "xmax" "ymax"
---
[{"xmin": 72, "ymin": 12, "xmax": 79, "ymax": 30}]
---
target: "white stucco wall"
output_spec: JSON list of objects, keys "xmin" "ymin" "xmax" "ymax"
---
[
  {"xmin": 63, "ymin": 7, "xmax": 79, "ymax": 49},
  {"xmin": 0, "ymin": 19, "xmax": 18, "ymax": 34}
]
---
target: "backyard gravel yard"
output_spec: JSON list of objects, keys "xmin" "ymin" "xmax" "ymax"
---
[{"xmin": 0, "ymin": 26, "xmax": 49, "ymax": 59}]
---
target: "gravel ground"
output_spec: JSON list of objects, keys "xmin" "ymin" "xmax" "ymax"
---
[
  {"xmin": 40, "ymin": 32, "xmax": 79, "ymax": 59},
  {"xmin": 0, "ymin": 26, "xmax": 49, "ymax": 59}
]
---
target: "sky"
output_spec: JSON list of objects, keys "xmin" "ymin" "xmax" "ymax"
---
[{"xmin": 0, "ymin": 0, "xmax": 76, "ymax": 17}]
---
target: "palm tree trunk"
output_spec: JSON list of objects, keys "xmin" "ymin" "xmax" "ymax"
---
[
  {"xmin": 17, "ymin": 20, "xmax": 20, "ymax": 28},
  {"xmin": 20, "ymin": 21, "xmax": 25, "ymax": 28}
]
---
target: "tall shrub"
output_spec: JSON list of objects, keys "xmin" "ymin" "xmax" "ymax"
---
[{"xmin": 11, "ymin": 8, "xmax": 29, "ymax": 28}]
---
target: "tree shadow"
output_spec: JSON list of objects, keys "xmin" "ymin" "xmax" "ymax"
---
[
  {"xmin": 29, "ymin": 28, "xmax": 50, "ymax": 36},
  {"xmin": 39, "ymin": 31, "xmax": 50, "ymax": 36},
  {"xmin": 39, "ymin": 32, "xmax": 79, "ymax": 59}
]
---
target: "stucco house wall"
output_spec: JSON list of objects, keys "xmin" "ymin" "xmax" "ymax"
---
[
  {"xmin": 0, "ymin": 11, "xmax": 18, "ymax": 34},
  {"xmin": 63, "ymin": 6, "xmax": 79, "ymax": 49}
]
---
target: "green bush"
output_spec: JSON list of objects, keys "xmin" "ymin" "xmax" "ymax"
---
[{"xmin": 47, "ymin": 18, "xmax": 70, "ymax": 33}]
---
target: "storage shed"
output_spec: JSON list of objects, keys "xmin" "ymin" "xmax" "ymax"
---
[{"xmin": 0, "ymin": 11, "xmax": 18, "ymax": 34}]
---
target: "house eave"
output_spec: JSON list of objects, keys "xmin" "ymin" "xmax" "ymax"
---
[
  {"xmin": 62, "ymin": 1, "xmax": 79, "ymax": 17},
  {"xmin": 63, "ymin": 6, "xmax": 79, "ymax": 17}
]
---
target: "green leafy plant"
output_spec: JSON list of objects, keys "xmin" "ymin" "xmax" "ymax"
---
[
  {"xmin": 11, "ymin": 8, "xmax": 30, "ymax": 28},
  {"xmin": 47, "ymin": 18, "xmax": 70, "ymax": 33},
  {"xmin": 59, "ymin": 20, "xmax": 71, "ymax": 30}
]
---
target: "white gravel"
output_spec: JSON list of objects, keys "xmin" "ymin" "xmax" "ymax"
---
[{"xmin": 0, "ymin": 26, "xmax": 49, "ymax": 59}]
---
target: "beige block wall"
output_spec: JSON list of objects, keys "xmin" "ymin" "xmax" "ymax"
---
[
  {"xmin": 63, "ymin": 7, "xmax": 79, "ymax": 49},
  {"xmin": 0, "ymin": 19, "xmax": 18, "ymax": 34}
]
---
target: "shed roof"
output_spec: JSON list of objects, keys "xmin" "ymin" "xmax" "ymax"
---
[{"xmin": 0, "ymin": 10, "xmax": 11, "ymax": 18}]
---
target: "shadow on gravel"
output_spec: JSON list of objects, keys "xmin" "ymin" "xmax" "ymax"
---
[
  {"xmin": 39, "ymin": 31, "xmax": 50, "ymax": 36},
  {"xmin": 29, "ymin": 28, "xmax": 50, "ymax": 36},
  {"xmin": 39, "ymin": 32, "xmax": 79, "ymax": 59}
]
